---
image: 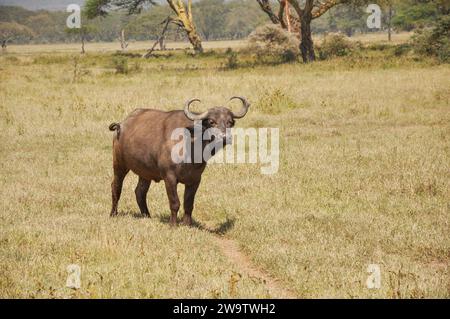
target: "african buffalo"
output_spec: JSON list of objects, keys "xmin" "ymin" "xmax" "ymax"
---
[{"xmin": 108, "ymin": 97, "xmax": 250, "ymax": 226}]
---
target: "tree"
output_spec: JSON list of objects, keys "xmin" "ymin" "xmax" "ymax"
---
[
  {"xmin": 412, "ymin": 14, "xmax": 450, "ymax": 62},
  {"xmin": 392, "ymin": 0, "xmax": 443, "ymax": 31},
  {"xmin": 125, "ymin": 5, "xmax": 174, "ymax": 41},
  {"xmin": 85, "ymin": 0, "xmax": 204, "ymax": 53},
  {"xmin": 386, "ymin": 1, "xmax": 394, "ymax": 41},
  {"xmin": 65, "ymin": 23, "xmax": 97, "ymax": 54},
  {"xmin": 256, "ymin": 0, "xmax": 365, "ymax": 63},
  {"xmin": 194, "ymin": 0, "xmax": 228, "ymax": 41},
  {"xmin": 330, "ymin": 4, "xmax": 365, "ymax": 36},
  {"xmin": 0, "ymin": 21, "xmax": 34, "ymax": 50},
  {"xmin": 376, "ymin": 0, "xmax": 403, "ymax": 41},
  {"xmin": 225, "ymin": 1, "xmax": 267, "ymax": 39}
]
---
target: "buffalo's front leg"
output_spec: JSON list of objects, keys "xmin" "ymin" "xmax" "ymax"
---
[
  {"xmin": 135, "ymin": 177, "xmax": 151, "ymax": 217},
  {"xmin": 183, "ymin": 181, "xmax": 201, "ymax": 226},
  {"xmin": 164, "ymin": 174, "xmax": 180, "ymax": 226}
]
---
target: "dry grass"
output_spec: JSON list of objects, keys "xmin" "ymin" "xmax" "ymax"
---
[
  {"xmin": 342, "ymin": 31, "xmax": 413, "ymax": 44},
  {"xmin": 4, "ymin": 31, "xmax": 411, "ymax": 55},
  {"xmin": 0, "ymin": 38, "xmax": 449, "ymax": 298},
  {"xmin": 4, "ymin": 40, "xmax": 248, "ymax": 55}
]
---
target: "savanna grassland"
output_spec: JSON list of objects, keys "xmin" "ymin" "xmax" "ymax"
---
[{"xmin": 0, "ymin": 37, "xmax": 449, "ymax": 298}]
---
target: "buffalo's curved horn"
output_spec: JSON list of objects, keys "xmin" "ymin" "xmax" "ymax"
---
[
  {"xmin": 184, "ymin": 98, "xmax": 209, "ymax": 121},
  {"xmin": 230, "ymin": 96, "xmax": 250, "ymax": 119}
]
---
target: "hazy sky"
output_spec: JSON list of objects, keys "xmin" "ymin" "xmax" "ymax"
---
[
  {"xmin": 0, "ymin": 0, "xmax": 172, "ymax": 10},
  {"xmin": 0, "ymin": 0, "xmax": 203, "ymax": 10},
  {"xmin": 0, "ymin": 0, "xmax": 86, "ymax": 11}
]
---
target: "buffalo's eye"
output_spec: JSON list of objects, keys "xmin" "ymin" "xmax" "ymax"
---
[
  {"xmin": 228, "ymin": 120, "xmax": 235, "ymax": 127},
  {"xmin": 208, "ymin": 119, "xmax": 216, "ymax": 126}
]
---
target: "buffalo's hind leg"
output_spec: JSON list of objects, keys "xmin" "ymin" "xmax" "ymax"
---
[
  {"xmin": 183, "ymin": 181, "xmax": 201, "ymax": 226},
  {"xmin": 135, "ymin": 177, "xmax": 151, "ymax": 217},
  {"xmin": 110, "ymin": 168, "xmax": 129, "ymax": 217}
]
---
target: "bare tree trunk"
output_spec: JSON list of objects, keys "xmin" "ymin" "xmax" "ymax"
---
[
  {"xmin": 143, "ymin": 17, "xmax": 171, "ymax": 58},
  {"xmin": 120, "ymin": 29, "xmax": 128, "ymax": 51},
  {"xmin": 159, "ymin": 36, "xmax": 166, "ymax": 50},
  {"xmin": 387, "ymin": 5, "xmax": 393, "ymax": 42},
  {"xmin": 1, "ymin": 37, "xmax": 12, "ymax": 51},
  {"xmin": 81, "ymin": 33, "xmax": 85, "ymax": 54},
  {"xmin": 167, "ymin": 0, "xmax": 203, "ymax": 54},
  {"xmin": 300, "ymin": 13, "xmax": 315, "ymax": 63},
  {"xmin": 186, "ymin": 28, "xmax": 203, "ymax": 53}
]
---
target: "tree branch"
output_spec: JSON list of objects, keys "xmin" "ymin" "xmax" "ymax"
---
[
  {"xmin": 288, "ymin": 0, "xmax": 304, "ymax": 17},
  {"xmin": 143, "ymin": 16, "xmax": 171, "ymax": 58},
  {"xmin": 312, "ymin": 0, "xmax": 339, "ymax": 19},
  {"xmin": 187, "ymin": 0, "xmax": 193, "ymax": 22},
  {"xmin": 278, "ymin": 0, "xmax": 287, "ymax": 29},
  {"xmin": 166, "ymin": 0, "xmax": 180, "ymax": 15},
  {"xmin": 255, "ymin": 0, "xmax": 280, "ymax": 24}
]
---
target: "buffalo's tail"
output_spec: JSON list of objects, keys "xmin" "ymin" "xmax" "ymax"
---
[{"xmin": 109, "ymin": 122, "xmax": 121, "ymax": 139}]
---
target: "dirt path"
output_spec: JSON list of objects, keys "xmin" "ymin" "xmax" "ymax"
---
[{"xmin": 213, "ymin": 236, "xmax": 297, "ymax": 298}]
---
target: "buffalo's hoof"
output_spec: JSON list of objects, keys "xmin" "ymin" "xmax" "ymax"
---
[{"xmin": 182, "ymin": 217, "xmax": 193, "ymax": 226}]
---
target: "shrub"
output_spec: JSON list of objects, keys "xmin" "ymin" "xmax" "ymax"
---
[
  {"xmin": 281, "ymin": 49, "xmax": 298, "ymax": 63},
  {"xmin": 130, "ymin": 60, "xmax": 142, "ymax": 73},
  {"xmin": 110, "ymin": 56, "xmax": 141, "ymax": 74},
  {"xmin": 317, "ymin": 33, "xmax": 353, "ymax": 60},
  {"xmin": 224, "ymin": 49, "xmax": 238, "ymax": 69},
  {"xmin": 247, "ymin": 24, "xmax": 299, "ymax": 63},
  {"xmin": 112, "ymin": 56, "xmax": 129, "ymax": 74},
  {"xmin": 412, "ymin": 16, "xmax": 450, "ymax": 63},
  {"xmin": 256, "ymin": 88, "xmax": 299, "ymax": 115}
]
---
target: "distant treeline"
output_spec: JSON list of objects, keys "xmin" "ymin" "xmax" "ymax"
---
[{"xmin": 0, "ymin": 0, "xmax": 447, "ymax": 45}]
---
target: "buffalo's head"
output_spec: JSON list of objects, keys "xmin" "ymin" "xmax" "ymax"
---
[{"xmin": 184, "ymin": 97, "xmax": 250, "ymax": 145}]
